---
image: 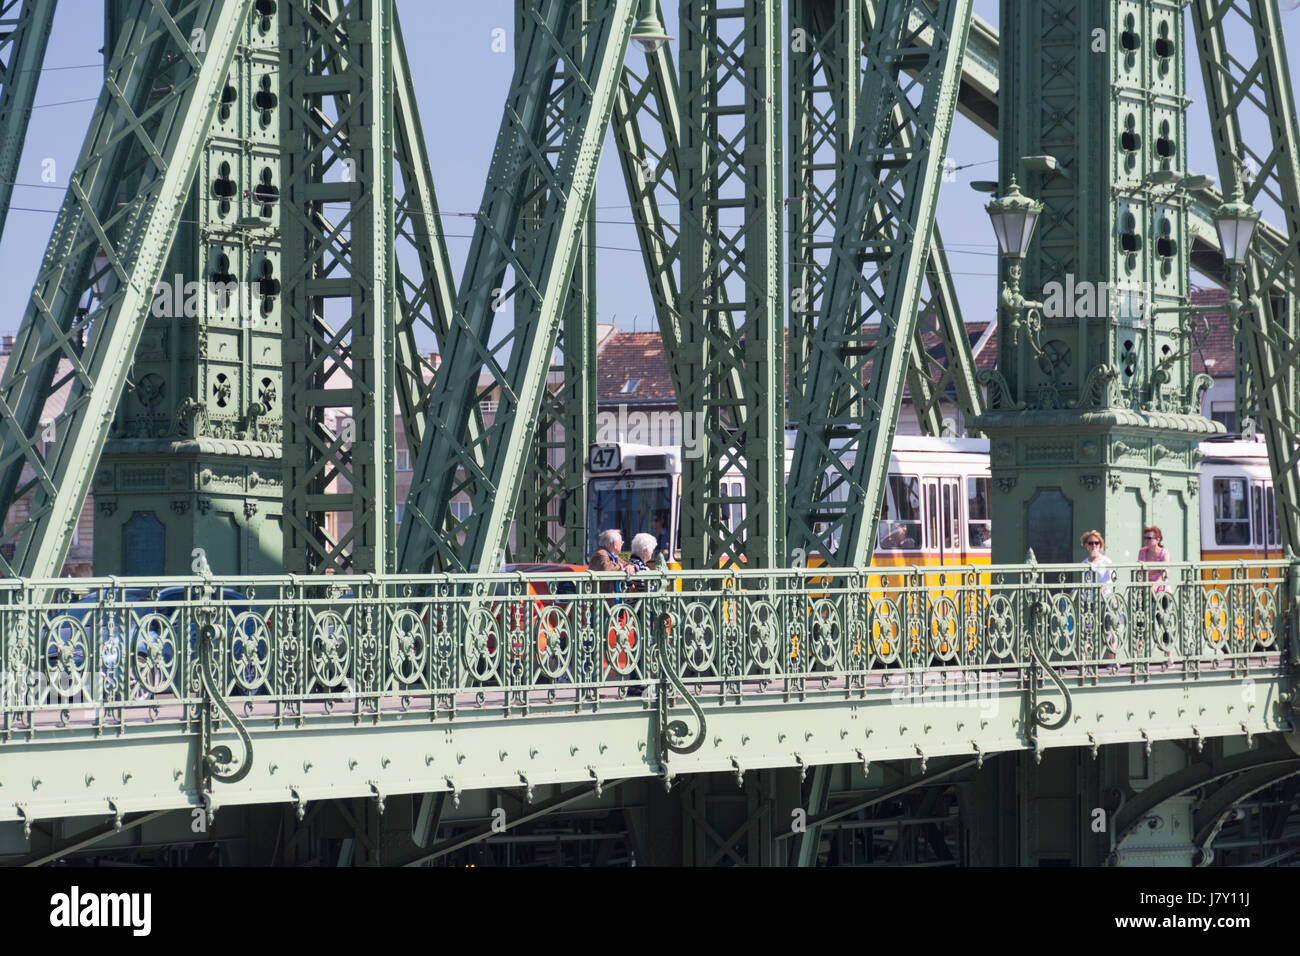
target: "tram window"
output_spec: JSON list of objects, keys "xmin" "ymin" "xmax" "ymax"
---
[
  {"xmin": 587, "ymin": 475, "xmax": 674, "ymax": 555},
  {"xmin": 1213, "ymin": 478, "xmax": 1250, "ymax": 545},
  {"xmin": 1267, "ymin": 486, "xmax": 1281, "ymax": 546},
  {"xmin": 877, "ymin": 475, "xmax": 921, "ymax": 550},
  {"xmin": 925, "ymin": 484, "xmax": 939, "ymax": 551},
  {"xmin": 719, "ymin": 481, "xmax": 745, "ymax": 534},
  {"xmin": 967, "ymin": 477, "xmax": 992, "ymax": 550},
  {"xmin": 942, "ymin": 483, "xmax": 959, "ymax": 551},
  {"xmin": 1252, "ymin": 485, "xmax": 1263, "ymax": 545}
]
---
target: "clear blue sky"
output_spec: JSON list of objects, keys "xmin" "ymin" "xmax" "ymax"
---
[{"xmin": 1, "ymin": 1, "xmax": 1297, "ymax": 341}]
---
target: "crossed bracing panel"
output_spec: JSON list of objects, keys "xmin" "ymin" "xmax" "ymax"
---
[
  {"xmin": 0, "ymin": 0, "xmax": 251, "ymax": 579},
  {"xmin": 1189, "ymin": 0, "xmax": 1300, "ymax": 557},
  {"xmin": 787, "ymin": 0, "xmax": 973, "ymax": 568},
  {"xmin": 516, "ymin": 0, "xmax": 599, "ymax": 565},
  {"xmin": 0, "ymin": 0, "xmax": 55, "ymax": 240},
  {"xmin": 397, "ymin": 0, "xmax": 636, "ymax": 573},
  {"xmin": 279, "ymin": 0, "xmax": 397, "ymax": 573},
  {"xmin": 789, "ymin": 0, "xmax": 983, "ymax": 440},
  {"xmin": 677, "ymin": 0, "xmax": 785, "ymax": 570}
]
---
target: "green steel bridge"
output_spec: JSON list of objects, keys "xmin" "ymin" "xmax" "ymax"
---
[{"xmin": 0, "ymin": 0, "xmax": 1298, "ymax": 865}]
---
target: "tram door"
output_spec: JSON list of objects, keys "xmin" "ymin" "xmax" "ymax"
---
[
  {"xmin": 922, "ymin": 477, "xmax": 963, "ymax": 563},
  {"xmin": 1251, "ymin": 479, "xmax": 1281, "ymax": 558}
]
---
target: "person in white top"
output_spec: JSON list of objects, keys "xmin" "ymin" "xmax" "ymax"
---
[
  {"xmin": 1079, "ymin": 529, "xmax": 1118, "ymax": 658},
  {"xmin": 1079, "ymin": 529, "xmax": 1115, "ymax": 591}
]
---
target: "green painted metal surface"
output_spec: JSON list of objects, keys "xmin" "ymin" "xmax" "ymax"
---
[
  {"xmin": 517, "ymin": 0, "xmax": 600, "ymax": 565},
  {"xmin": 678, "ymin": 0, "xmax": 785, "ymax": 570},
  {"xmin": 390, "ymin": 4, "xmax": 461, "ymax": 464},
  {"xmin": 0, "ymin": 0, "xmax": 253, "ymax": 579},
  {"xmin": 0, "ymin": 559, "xmax": 1290, "ymax": 824},
  {"xmin": 0, "ymin": 0, "xmax": 56, "ymax": 241},
  {"xmin": 971, "ymin": 0, "xmax": 1216, "ymax": 569},
  {"xmin": 787, "ymin": 0, "xmax": 973, "ymax": 568},
  {"xmin": 398, "ymin": 0, "xmax": 636, "ymax": 574},
  {"xmin": 280, "ymin": 0, "xmax": 396, "ymax": 574},
  {"xmin": 95, "ymin": 0, "xmax": 287, "ymax": 578},
  {"xmin": 1189, "ymin": 0, "xmax": 1300, "ymax": 556}
]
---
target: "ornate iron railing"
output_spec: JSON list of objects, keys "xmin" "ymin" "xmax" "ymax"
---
[{"xmin": 0, "ymin": 559, "xmax": 1290, "ymax": 743}]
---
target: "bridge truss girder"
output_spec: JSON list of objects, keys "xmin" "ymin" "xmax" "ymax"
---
[
  {"xmin": 0, "ymin": 0, "xmax": 56, "ymax": 240},
  {"xmin": 280, "ymin": 0, "xmax": 396, "ymax": 574},
  {"xmin": 516, "ymin": 0, "xmax": 599, "ymax": 565},
  {"xmin": 0, "ymin": 0, "xmax": 251, "ymax": 579},
  {"xmin": 790, "ymin": 0, "xmax": 984, "ymax": 441},
  {"xmin": 397, "ymin": 0, "xmax": 636, "ymax": 573},
  {"xmin": 786, "ymin": 0, "xmax": 973, "ymax": 568},
  {"xmin": 1189, "ymin": 0, "xmax": 1300, "ymax": 557},
  {"xmin": 390, "ymin": 3, "xmax": 462, "ymax": 464},
  {"xmin": 677, "ymin": 0, "xmax": 785, "ymax": 570}
]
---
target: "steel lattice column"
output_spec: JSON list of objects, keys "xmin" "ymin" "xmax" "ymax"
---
[
  {"xmin": 391, "ymin": 4, "xmax": 460, "ymax": 461},
  {"xmin": 678, "ymin": 0, "xmax": 785, "ymax": 570},
  {"xmin": 398, "ymin": 0, "xmax": 635, "ymax": 573},
  {"xmin": 279, "ymin": 0, "xmax": 396, "ymax": 574},
  {"xmin": 0, "ymin": 0, "xmax": 55, "ymax": 241},
  {"xmin": 518, "ymin": 0, "xmax": 599, "ymax": 565},
  {"xmin": 388, "ymin": 4, "xmax": 486, "ymax": 555},
  {"xmin": 1190, "ymin": 0, "xmax": 1300, "ymax": 555},
  {"xmin": 0, "ymin": 0, "xmax": 251, "ymax": 578},
  {"xmin": 789, "ymin": 0, "xmax": 857, "ymax": 424},
  {"xmin": 786, "ymin": 0, "xmax": 972, "ymax": 568},
  {"xmin": 789, "ymin": 0, "xmax": 983, "ymax": 440},
  {"xmin": 612, "ymin": 0, "xmax": 745, "ymax": 416}
]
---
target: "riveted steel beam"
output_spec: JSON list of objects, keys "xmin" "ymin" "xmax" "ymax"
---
[
  {"xmin": 518, "ymin": 0, "xmax": 599, "ymax": 565},
  {"xmin": 1189, "ymin": 0, "xmax": 1300, "ymax": 556},
  {"xmin": 789, "ymin": 0, "xmax": 858, "ymax": 424},
  {"xmin": 0, "ymin": 0, "xmax": 252, "ymax": 578},
  {"xmin": 279, "ymin": 0, "xmax": 396, "ymax": 573},
  {"xmin": 391, "ymin": 3, "xmax": 461, "ymax": 461},
  {"xmin": 389, "ymin": 4, "xmax": 487, "ymax": 553},
  {"xmin": 678, "ymin": 0, "xmax": 785, "ymax": 570},
  {"xmin": 0, "ymin": 0, "xmax": 56, "ymax": 241},
  {"xmin": 908, "ymin": 232, "xmax": 985, "ymax": 436},
  {"xmin": 790, "ymin": 0, "xmax": 983, "ymax": 439},
  {"xmin": 398, "ymin": 0, "xmax": 636, "ymax": 573},
  {"xmin": 611, "ymin": 0, "xmax": 685, "ymax": 402},
  {"xmin": 787, "ymin": 0, "xmax": 972, "ymax": 567}
]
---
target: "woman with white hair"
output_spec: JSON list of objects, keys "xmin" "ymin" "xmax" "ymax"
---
[{"xmin": 627, "ymin": 532, "xmax": 657, "ymax": 591}]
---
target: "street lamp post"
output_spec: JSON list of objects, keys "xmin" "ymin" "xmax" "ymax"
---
[
  {"xmin": 986, "ymin": 176, "xmax": 1046, "ymax": 404},
  {"xmin": 630, "ymin": 0, "xmax": 672, "ymax": 53},
  {"xmin": 1212, "ymin": 177, "xmax": 1261, "ymax": 433}
]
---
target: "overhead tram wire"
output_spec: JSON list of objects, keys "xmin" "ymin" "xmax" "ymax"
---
[{"xmin": 0, "ymin": 187, "xmax": 1006, "ymax": 278}]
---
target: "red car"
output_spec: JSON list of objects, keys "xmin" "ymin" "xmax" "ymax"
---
[{"xmin": 493, "ymin": 564, "xmax": 639, "ymax": 674}]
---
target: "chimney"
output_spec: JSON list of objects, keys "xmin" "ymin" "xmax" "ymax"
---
[
  {"xmin": 428, "ymin": 352, "xmax": 442, "ymax": 371},
  {"xmin": 0, "ymin": 334, "xmax": 14, "ymax": 354}
]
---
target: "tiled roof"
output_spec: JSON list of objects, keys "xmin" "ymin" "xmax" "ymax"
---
[
  {"xmin": 0, "ymin": 353, "xmax": 75, "ymax": 422},
  {"xmin": 596, "ymin": 332, "xmax": 677, "ymax": 403},
  {"xmin": 1189, "ymin": 287, "xmax": 1234, "ymax": 377},
  {"xmin": 595, "ymin": 320, "xmax": 1007, "ymax": 404}
]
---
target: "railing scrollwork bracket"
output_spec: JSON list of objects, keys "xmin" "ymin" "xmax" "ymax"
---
[
  {"xmin": 653, "ymin": 603, "xmax": 705, "ymax": 773},
  {"xmin": 1024, "ymin": 561, "xmax": 1073, "ymax": 752},
  {"xmin": 196, "ymin": 604, "xmax": 253, "ymax": 795}
]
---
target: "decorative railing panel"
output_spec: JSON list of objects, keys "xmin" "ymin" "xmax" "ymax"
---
[{"xmin": 0, "ymin": 560, "xmax": 1290, "ymax": 742}]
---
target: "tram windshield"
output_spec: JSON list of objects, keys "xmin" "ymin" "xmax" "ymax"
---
[{"xmin": 586, "ymin": 476, "xmax": 674, "ymax": 557}]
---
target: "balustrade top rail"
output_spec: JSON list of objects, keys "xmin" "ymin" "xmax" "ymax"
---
[{"xmin": 0, "ymin": 560, "xmax": 1290, "ymax": 740}]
